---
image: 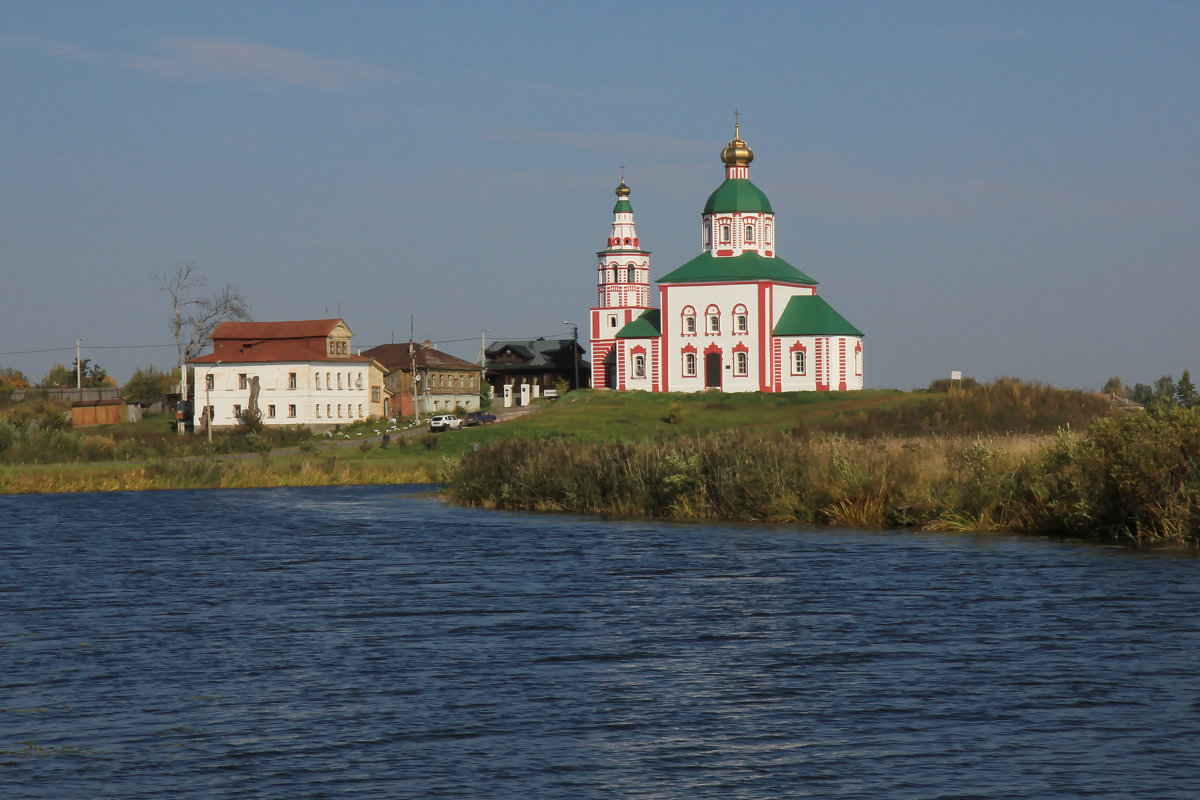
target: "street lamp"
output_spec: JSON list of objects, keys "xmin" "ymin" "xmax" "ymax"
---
[
  {"xmin": 562, "ymin": 321, "xmax": 579, "ymax": 391},
  {"xmin": 205, "ymin": 361, "xmax": 221, "ymax": 444}
]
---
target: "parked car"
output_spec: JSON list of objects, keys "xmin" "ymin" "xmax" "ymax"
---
[
  {"xmin": 464, "ymin": 410, "xmax": 497, "ymax": 426},
  {"xmin": 429, "ymin": 414, "xmax": 462, "ymax": 432}
]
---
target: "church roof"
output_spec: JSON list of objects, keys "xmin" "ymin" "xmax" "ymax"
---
[
  {"xmin": 658, "ymin": 251, "xmax": 817, "ymax": 284},
  {"xmin": 772, "ymin": 295, "xmax": 863, "ymax": 337},
  {"xmin": 615, "ymin": 309, "xmax": 661, "ymax": 339},
  {"xmin": 703, "ymin": 178, "xmax": 773, "ymax": 214}
]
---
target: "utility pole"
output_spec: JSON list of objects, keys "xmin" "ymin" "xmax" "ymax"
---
[
  {"xmin": 478, "ymin": 328, "xmax": 491, "ymax": 407},
  {"xmin": 562, "ymin": 321, "xmax": 579, "ymax": 390},
  {"xmin": 76, "ymin": 337, "xmax": 84, "ymax": 401}
]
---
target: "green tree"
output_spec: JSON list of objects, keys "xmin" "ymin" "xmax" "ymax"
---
[
  {"xmin": 123, "ymin": 366, "xmax": 177, "ymax": 405},
  {"xmin": 42, "ymin": 359, "xmax": 111, "ymax": 389},
  {"xmin": 1151, "ymin": 375, "xmax": 1178, "ymax": 409},
  {"xmin": 41, "ymin": 363, "xmax": 74, "ymax": 388},
  {"xmin": 1129, "ymin": 382, "xmax": 1154, "ymax": 406},
  {"xmin": 1177, "ymin": 370, "xmax": 1198, "ymax": 409},
  {"xmin": 1101, "ymin": 376, "xmax": 1123, "ymax": 396}
]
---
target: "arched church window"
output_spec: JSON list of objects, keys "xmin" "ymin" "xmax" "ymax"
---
[
  {"xmin": 706, "ymin": 305, "xmax": 720, "ymax": 334},
  {"xmin": 720, "ymin": 225, "xmax": 731, "ymax": 242},
  {"xmin": 734, "ymin": 304, "xmax": 748, "ymax": 334},
  {"xmin": 627, "ymin": 265, "xmax": 635, "ymax": 283},
  {"xmin": 745, "ymin": 225, "xmax": 754, "ymax": 243},
  {"xmin": 704, "ymin": 222, "xmax": 712, "ymax": 244},
  {"xmin": 682, "ymin": 307, "xmax": 696, "ymax": 335},
  {"xmin": 632, "ymin": 354, "xmax": 646, "ymax": 379},
  {"xmin": 624, "ymin": 238, "xmax": 631, "ymax": 245},
  {"xmin": 735, "ymin": 351, "xmax": 748, "ymax": 376},
  {"xmin": 684, "ymin": 352, "xmax": 697, "ymax": 377}
]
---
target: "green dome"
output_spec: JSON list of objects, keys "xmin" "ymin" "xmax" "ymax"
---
[{"xmin": 703, "ymin": 178, "xmax": 773, "ymax": 214}]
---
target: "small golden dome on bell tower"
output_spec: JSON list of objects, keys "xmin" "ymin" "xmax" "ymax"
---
[{"xmin": 615, "ymin": 178, "xmax": 630, "ymax": 198}]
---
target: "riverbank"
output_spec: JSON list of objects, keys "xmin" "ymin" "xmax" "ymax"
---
[
  {"xmin": 450, "ymin": 405, "xmax": 1200, "ymax": 546},
  {"xmin": 0, "ymin": 454, "xmax": 439, "ymax": 494}
]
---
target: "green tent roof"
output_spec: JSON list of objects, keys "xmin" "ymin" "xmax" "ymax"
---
[
  {"xmin": 703, "ymin": 178, "xmax": 773, "ymax": 214},
  {"xmin": 615, "ymin": 309, "xmax": 661, "ymax": 339},
  {"xmin": 658, "ymin": 251, "xmax": 817, "ymax": 284},
  {"xmin": 772, "ymin": 295, "xmax": 863, "ymax": 337},
  {"xmin": 613, "ymin": 198, "xmax": 632, "ymax": 214}
]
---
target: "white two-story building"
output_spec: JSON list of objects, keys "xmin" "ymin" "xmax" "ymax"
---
[{"xmin": 189, "ymin": 318, "xmax": 389, "ymax": 431}]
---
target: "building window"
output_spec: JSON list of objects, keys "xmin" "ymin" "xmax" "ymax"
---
[
  {"xmin": 233, "ymin": 404, "xmax": 241, "ymax": 419},
  {"xmin": 704, "ymin": 221, "xmax": 712, "ymax": 244},
  {"xmin": 684, "ymin": 352, "xmax": 697, "ymax": 377},
  {"xmin": 316, "ymin": 404, "xmax": 321, "ymax": 418},
  {"xmin": 337, "ymin": 373, "xmax": 343, "ymax": 390},
  {"xmin": 632, "ymin": 354, "xmax": 646, "ymax": 379},
  {"xmin": 735, "ymin": 351, "xmax": 748, "ymax": 376},
  {"xmin": 372, "ymin": 387, "xmax": 381, "ymax": 403},
  {"xmin": 706, "ymin": 305, "xmax": 721, "ymax": 334},
  {"xmin": 205, "ymin": 405, "xmax": 214, "ymax": 421},
  {"xmin": 745, "ymin": 225, "xmax": 754, "ymax": 242},
  {"xmin": 793, "ymin": 350, "xmax": 807, "ymax": 375},
  {"xmin": 682, "ymin": 306, "xmax": 696, "ymax": 335},
  {"xmin": 627, "ymin": 266, "xmax": 635, "ymax": 283},
  {"xmin": 288, "ymin": 404, "xmax": 296, "ymax": 418},
  {"xmin": 356, "ymin": 373, "xmax": 363, "ymax": 389},
  {"xmin": 327, "ymin": 404, "xmax": 331, "ymax": 418},
  {"xmin": 358, "ymin": 404, "xmax": 364, "ymax": 418},
  {"xmin": 267, "ymin": 404, "xmax": 275, "ymax": 418},
  {"xmin": 855, "ymin": 347, "xmax": 863, "ymax": 376},
  {"xmin": 337, "ymin": 404, "xmax": 342, "ymax": 418},
  {"xmin": 315, "ymin": 373, "xmax": 321, "ymax": 390},
  {"xmin": 720, "ymin": 224, "xmax": 730, "ymax": 242},
  {"xmin": 238, "ymin": 373, "xmax": 247, "ymax": 389},
  {"xmin": 765, "ymin": 223, "xmax": 772, "ymax": 243},
  {"xmin": 288, "ymin": 372, "xmax": 297, "ymax": 389},
  {"xmin": 734, "ymin": 314, "xmax": 747, "ymax": 333},
  {"xmin": 326, "ymin": 372, "xmax": 331, "ymax": 389},
  {"xmin": 205, "ymin": 374, "xmax": 214, "ymax": 391}
]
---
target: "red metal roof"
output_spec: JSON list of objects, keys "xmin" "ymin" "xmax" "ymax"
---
[
  {"xmin": 190, "ymin": 318, "xmax": 369, "ymax": 364},
  {"xmin": 210, "ymin": 318, "xmax": 348, "ymax": 339}
]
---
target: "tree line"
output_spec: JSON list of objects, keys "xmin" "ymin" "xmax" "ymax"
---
[{"xmin": 1103, "ymin": 371, "xmax": 1199, "ymax": 410}]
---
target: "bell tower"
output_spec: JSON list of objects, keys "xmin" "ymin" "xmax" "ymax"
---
[{"xmin": 589, "ymin": 176, "xmax": 651, "ymax": 389}]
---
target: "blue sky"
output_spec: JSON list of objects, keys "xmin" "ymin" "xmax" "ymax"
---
[{"xmin": 3, "ymin": 1, "xmax": 1198, "ymax": 390}]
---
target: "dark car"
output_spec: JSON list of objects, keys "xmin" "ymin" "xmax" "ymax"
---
[{"xmin": 464, "ymin": 410, "xmax": 497, "ymax": 426}]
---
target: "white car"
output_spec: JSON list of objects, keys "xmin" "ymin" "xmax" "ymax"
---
[{"xmin": 429, "ymin": 415, "xmax": 462, "ymax": 432}]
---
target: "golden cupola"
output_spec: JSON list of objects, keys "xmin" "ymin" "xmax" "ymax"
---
[{"xmin": 721, "ymin": 122, "xmax": 754, "ymax": 167}]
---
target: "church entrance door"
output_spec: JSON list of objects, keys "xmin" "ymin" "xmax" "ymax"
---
[{"xmin": 705, "ymin": 352, "xmax": 722, "ymax": 389}]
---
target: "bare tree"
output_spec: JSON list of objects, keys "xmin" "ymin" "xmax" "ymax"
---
[{"xmin": 156, "ymin": 263, "xmax": 251, "ymax": 402}]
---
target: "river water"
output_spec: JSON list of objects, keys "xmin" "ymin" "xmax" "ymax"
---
[{"xmin": 3, "ymin": 485, "xmax": 1199, "ymax": 799}]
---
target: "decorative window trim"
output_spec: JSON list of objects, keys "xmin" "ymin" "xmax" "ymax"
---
[
  {"xmin": 733, "ymin": 303, "xmax": 749, "ymax": 335},
  {"xmin": 855, "ymin": 341, "xmax": 864, "ymax": 377},
  {"xmin": 681, "ymin": 306, "xmax": 697, "ymax": 336},
  {"xmin": 734, "ymin": 350, "xmax": 748, "ymax": 376},
  {"xmin": 681, "ymin": 344, "xmax": 698, "ymax": 377},
  {"xmin": 706, "ymin": 304, "xmax": 721, "ymax": 335},
  {"xmin": 790, "ymin": 341, "xmax": 808, "ymax": 376},
  {"xmin": 632, "ymin": 353, "xmax": 646, "ymax": 379}
]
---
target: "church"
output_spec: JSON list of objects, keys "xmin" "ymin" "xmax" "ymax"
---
[{"xmin": 588, "ymin": 123, "xmax": 864, "ymax": 393}]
